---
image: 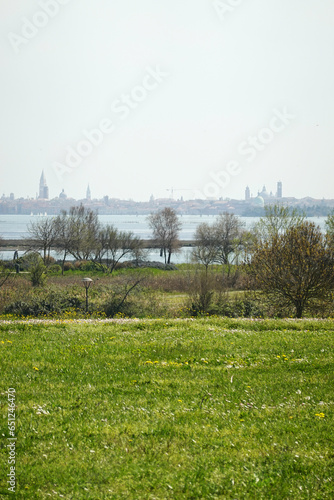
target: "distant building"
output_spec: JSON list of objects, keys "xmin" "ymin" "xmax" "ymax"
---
[
  {"xmin": 245, "ymin": 181, "xmax": 283, "ymax": 202},
  {"xmin": 277, "ymin": 181, "xmax": 283, "ymax": 198},
  {"xmin": 38, "ymin": 170, "xmax": 49, "ymax": 199},
  {"xmin": 86, "ymin": 184, "xmax": 91, "ymax": 200},
  {"xmin": 251, "ymin": 195, "xmax": 265, "ymax": 208},
  {"xmin": 59, "ymin": 189, "xmax": 67, "ymax": 199},
  {"xmin": 259, "ymin": 185, "xmax": 269, "ymax": 199}
]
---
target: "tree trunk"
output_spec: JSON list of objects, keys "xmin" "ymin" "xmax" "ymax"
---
[
  {"xmin": 61, "ymin": 251, "xmax": 67, "ymax": 276},
  {"xmin": 295, "ymin": 301, "xmax": 304, "ymax": 318}
]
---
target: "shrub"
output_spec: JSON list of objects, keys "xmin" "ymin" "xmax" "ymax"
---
[
  {"xmin": 74, "ymin": 260, "xmax": 103, "ymax": 272},
  {"xmin": 4, "ymin": 289, "xmax": 84, "ymax": 317},
  {"xmin": 45, "ymin": 256, "xmax": 56, "ymax": 266},
  {"xmin": 48, "ymin": 264, "xmax": 62, "ymax": 274},
  {"xmin": 63, "ymin": 262, "xmax": 75, "ymax": 272},
  {"xmin": 21, "ymin": 252, "xmax": 47, "ymax": 287},
  {"xmin": 214, "ymin": 296, "xmax": 264, "ymax": 318},
  {"xmin": 102, "ymin": 295, "xmax": 131, "ymax": 318}
]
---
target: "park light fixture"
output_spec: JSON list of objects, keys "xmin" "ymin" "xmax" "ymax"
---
[{"xmin": 82, "ymin": 277, "xmax": 93, "ymax": 313}]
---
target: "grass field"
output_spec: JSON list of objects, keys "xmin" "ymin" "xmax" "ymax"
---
[{"xmin": 0, "ymin": 317, "xmax": 333, "ymax": 499}]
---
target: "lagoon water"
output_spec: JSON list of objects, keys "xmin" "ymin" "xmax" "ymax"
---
[{"xmin": 0, "ymin": 214, "xmax": 327, "ymax": 263}]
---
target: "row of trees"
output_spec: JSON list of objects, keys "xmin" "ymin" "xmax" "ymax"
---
[
  {"xmin": 28, "ymin": 205, "xmax": 250, "ymax": 272},
  {"xmin": 27, "ymin": 205, "xmax": 183, "ymax": 273},
  {"xmin": 28, "ymin": 205, "xmax": 143, "ymax": 274},
  {"xmin": 26, "ymin": 203, "xmax": 334, "ymax": 318}
]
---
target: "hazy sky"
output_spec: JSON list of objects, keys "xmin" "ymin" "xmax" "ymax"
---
[{"xmin": 1, "ymin": 0, "xmax": 334, "ymax": 201}]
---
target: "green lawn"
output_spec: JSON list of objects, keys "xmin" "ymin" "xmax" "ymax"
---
[{"xmin": 0, "ymin": 318, "xmax": 333, "ymax": 499}]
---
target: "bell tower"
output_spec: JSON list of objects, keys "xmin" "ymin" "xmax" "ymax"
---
[{"xmin": 39, "ymin": 170, "xmax": 49, "ymax": 199}]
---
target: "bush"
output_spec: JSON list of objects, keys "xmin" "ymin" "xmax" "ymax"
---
[
  {"xmin": 214, "ymin": 296, "xmax": 264, "ymax": 318},
  {"xmin": 21, "ymin": 252, "xmax": 47, "ymax": 287},
  {"xmin": 63, "ymin": 262, "xmax": 75, "ymax": 272},
  {"xmin": 30, "ymin": 262, "xmax": 47, "ymax": 287},
  {"xmin": 4, "ymin": 289, "xmax": 84, "ymax": 317},
  {"xmin": 48, "ymin": 264, "xmax": 62, "ymax": 274},
  {"xmin": 74, "ymin": 260, "xmax": 104, "ymax": 272},
  {"xmin": 45, "ymin": 256, "xmax": 56, "ymax": 266},
  {"xmin": 102, "ymin": 295, "xmax": 131, "ymax": 318},
  {"xmin": 0, "ymin": 260, "xmax": 15, "ymax": 270}
]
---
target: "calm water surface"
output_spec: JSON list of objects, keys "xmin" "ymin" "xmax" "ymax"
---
[{"xmin": 0, "ymin": 214, "xmax": 327, "ymax": 263}]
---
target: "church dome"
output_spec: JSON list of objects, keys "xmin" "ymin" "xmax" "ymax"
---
[{"xmin": 251, "ymin": 195, "xmax": 265, "ymax": 207}]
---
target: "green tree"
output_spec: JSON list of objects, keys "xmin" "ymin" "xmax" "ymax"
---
[
  {"xmin": 254, "ymin": 204, "xmax": 305, "ymax": 243},
  {"xmin": 247, "ymin": 221, "xmax": 334, "ymax": 318},
  {"xmin": 325, "ymin": 209, "xmax": 334, "ymax": 247}
]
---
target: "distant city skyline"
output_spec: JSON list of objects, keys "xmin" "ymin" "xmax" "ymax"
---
[
  {"xmin": 1, "ymin": 1, "xmax": 334, "ymax": 201},
  {"xmin": 3, "ymin": 168, "xmax": 334, "ymax": 204},
  {"xmin": 4, "ymin": 171, "xmax": 334, "ymax": 204}
]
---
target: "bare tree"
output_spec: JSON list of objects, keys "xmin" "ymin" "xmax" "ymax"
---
[
  {"xmin": 192, "ymin": 222, "xmax": 217, "ymax": 274},
  {"xmin": 27, "ymin": 217, "xmax": 58, "ymax": 264},
  {"xmin": 213, "ymin": 212, "xmax": 246, "ymax": 272},
  {"xmin": 65, "ymin": 205, "xmax": 100, "ymax": 261},
  {"xmin": 96, "ymin": 225, "xmax": 144, "ymax": 273},
  {"xmin": 53, "ymin": 205, "xmax": 100, "ymax": 272},
  {"xmin": 192, "ymin": 212, "xmax": 247, "ymax": 276},
  {"xmin": 147, "ymin": 207, "xmax": 182, "ymax": 264},
  {"xmin": 53, "ymin": 211, "xmax": 75, "ymax": 274}
]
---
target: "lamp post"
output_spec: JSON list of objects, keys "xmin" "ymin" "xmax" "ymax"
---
[{"xmin": 82, "ymin": 278, "xmax": 93, "ymax": 313}]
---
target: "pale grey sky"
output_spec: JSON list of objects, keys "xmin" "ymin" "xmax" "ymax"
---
[{"xmin": 1, "ymin": 0, "xmax": 334, "ymax": 201}]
